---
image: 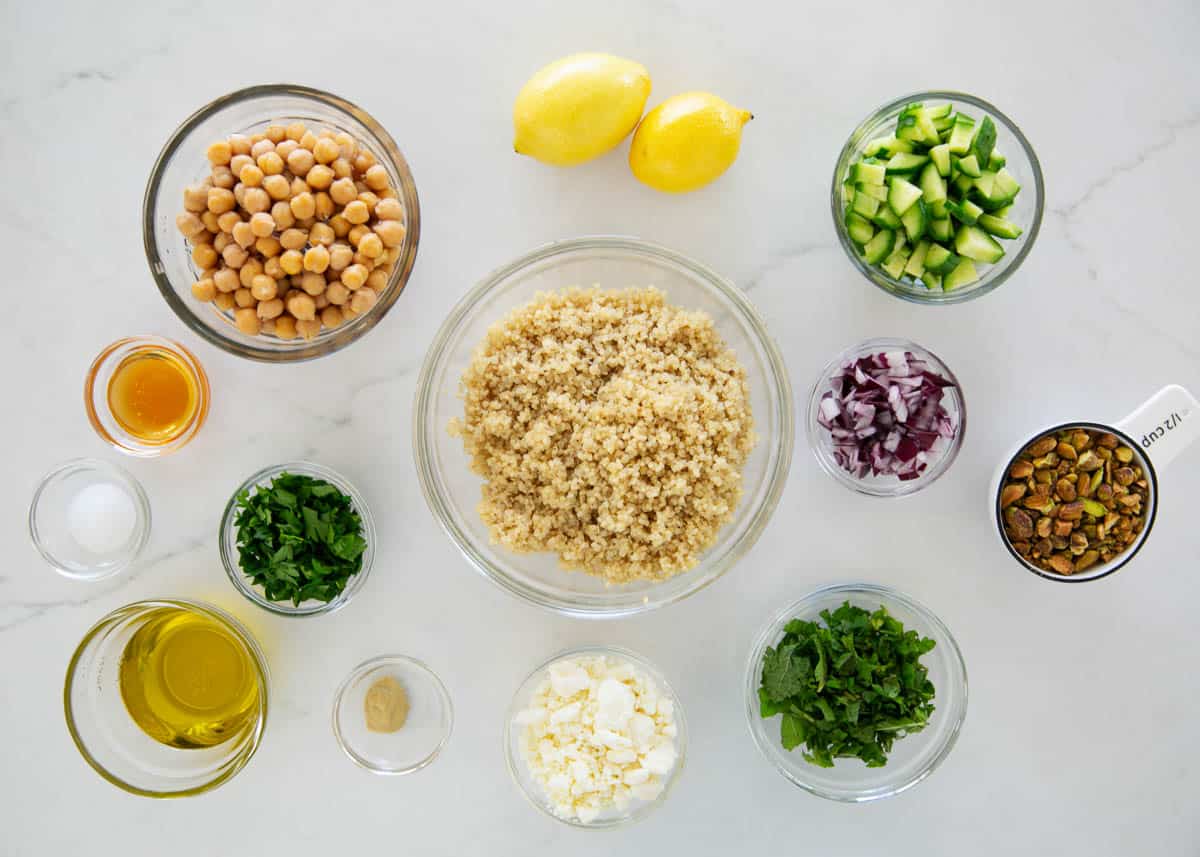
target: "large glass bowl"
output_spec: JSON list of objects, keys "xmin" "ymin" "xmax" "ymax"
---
[
  {"xmin": 413, "ymin": 236, "xmax": 793, "ymax": 617},
  {"xmin": 143, "ymin": 84, "xmax": 420, "ymax": 362},
  {"xmin": 745, "ymin": 584, "xmax": 967, "ymax": 802},
  {"xmin": 832, "ymin": 91, "xmax": 1044, "ymax": 305}
]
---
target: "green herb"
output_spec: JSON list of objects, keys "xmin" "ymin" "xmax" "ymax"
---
[
  {"xmin": 233, "ymin": 472, "xmax": 367, "ymax": 605},
  {"xmin": 759, "ymin": 601, "xmax": 936, "ymax": 768}
]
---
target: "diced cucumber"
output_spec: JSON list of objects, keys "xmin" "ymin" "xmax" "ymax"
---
[
  {"xmin": 945, "ymin": 198, "xmax": 983, "ymax": 225},
  {"xmin": 860, "ymin": 229, "xmax": 895, "ymax": 265},
  {"xmin": 972, "ymin": 116, "xmax": 997, "ymax": 166},
  {"xmin": 844, "ymin": 211, "xmax": 876, "ymax": 246},
  {"xmin": 929, "ymin": 200, "xmax": 948, "ymax": 219},
  {"xmin": 885, "ymin": 152, "xmax": 930, "ymax": 176},
  {"xmin": 955, "ymin": 154, "xmax": 982, "ymax": 178},
  {"xmin": 857, "ymin": 182, "xmax": 888, "ymax": 202},
  {"xmin": 993, "ymin": 167, "xmax": 1021, "ymax": 198},
  {"xmin": 947, "ymin": 115, "xmax": 975, "ymax": 154},
  {"xmin": 972, "ymin": 171, "xmax": 997, "ymax": 198},
  {"xmin": 900, "ymin": 199, "xmax": 927, "ymax": 242},
  {"xmin": 905, "ymin": 239, "xmax": 931, "ymax": 277},
  {"xmin": 929, "ymin": 144, "xmax": 951, "ymax": 177},
  {"xmin": 851, "ymin": 190, "xmax": 880, "ymax": 218},
  {"xmin": 924, "ymin": 242, "xmax": 954, "ymax": 273},
  {"xmin": 977, "ymin": 213, "xmax": 1023, "ymax": 239},
  {"xmin": 887, "ymin": 176, "xmax": 923, "ymax": 215},
  {"xmin": 991, "ymin": 204, "xmax": 1013, "ymax": 218},
  {"xmin": 872, "ymin": 204, "xmax": 902, "ymax": 229},
  {"xmin": 921, "ymin": 269, "xmax": 943, "ymax": 290},
  {"xmin": 927, "ymin": 103, "xmax": 953, "ymax": 120},
  {"xmin": 987, "ymin": 150, "xmax": 1006, "ymax": 171},
  {"xmin": 850, "ymin": 161, "xmax": 887, "ymax": 185},
  {"xmin": 929, "ymin": 217, "xmax": 953, "ymax": 242},
  {"xmin": 955, "ymin": 224, "xmax": 1006, "ymax": 263},
  {"xmin": 919, "ymin": 163, "xmax": 947, "ymax": 205},
  {"xmin": 952, "ymin": 174, "xmax": 974, "ymax": 197},
  {"xmin": 863, "ymin": 136, "xmax": 894, "ymax": 157},
  {"xmin": 896, "ymin": 103, "xmax": 938, "ymax": 144},
  {"xmin": 943, "ymin": 258, "xmax": 980, "ymax": 290},
  {"xmin": 880, "ymin": 138, "xmax": 916, "ymax": 156},
  {"xmin": 932, "ymin": 114, "xmax": 955, "ymax": 132},
  {"xmin": 881, "ymin": 246, "xmax": 910, "ymax": 279}
]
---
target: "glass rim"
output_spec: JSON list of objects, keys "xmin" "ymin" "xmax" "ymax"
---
[
  {"xmin": 62, "ymin": 598, "xmax": 270, "ymax": 798},
  {"xmin": 142, "ymin": 83, "xmax": 421, "ymax": 362},
  {"xmin": 830, "ymin": 90, "xmax": 1045, "ymax": 305},
  {"xmin": 219, "ymin": 460, "xmax": 375, "ymax": 616},
  {"xmin": 743, "ymin": 583, "xmax": 968, "ymax": 802},
  {"xmin": 412, "ymin": 234, "xmax": 795, "ymax": 617}
]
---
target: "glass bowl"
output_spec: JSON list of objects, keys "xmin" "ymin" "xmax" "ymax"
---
[
  {"xmin": 745, "ymin": 584, "xmax": 967, "ymax": 802},
  {"xmin": 832, "ymin": 91, "xmax": 1044, "ymax": 304},
  {"xmin": 504, "ymin": 645, "xmax": 687, "ymax": 829},
  {"xmin": 143, "ymin": 83, "xmax": 421, "ymax": 362},
  {"xmin": 332, "ymin": 655, "xmax": 453, "ymax": 775},
  {"xmin": 219, "ymin": 461, "xmax": 375, "ymax": 617},
  {"xmin": 64, "ymin": 599, "xmax": 269, "ymax": 798},
  {"xmin": 807, "ymin": 337, "xmax": 966, "ymax": 497},
  {"xmin": 413, "ymin": 236, "xmax": 794, "ymax": 617},
  {"xmin": 29, "ymin": 458, "xmax": 151, "ymax": 580},
  {"xmin": 85, "ymin": 336, "xmax": 210, "ymax": 457}
]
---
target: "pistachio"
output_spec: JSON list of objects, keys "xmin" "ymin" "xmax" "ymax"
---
[
  {"xmin": 1000, "ymin": 484, "xmax": 1026, "ymax": 508},
  {"xmin": 1051, "ymin": 535, "xmax": 1069, "ymax": 550},
  {"xmin": 1034, "ymin": 537, "xmax": 1054, "ymax": 557},
  {"xmin": 1009, "ymin": 460, "xmax": 1034, "ymax": 480},
  {"xmin": 1082, "ymin": 499, "xmax": 1107, "ymax": 518},
  {"xmin": 1005, "ymin": 507, "xmax": 1034, "ymax": 540},
  {"xmin": 1055, "ymin": 478, "xmax": 1077, "ymax": 502},
  {"xmin": 1069, "ymin": 532, "xmax": 1088, "ymax": 556},
  {"xmin": 1022, "ymin": 496, "xmax": 1055, "ymax": 515},
  {"xmin": 1096, "ymin": 432, "xmax": 1119, "ymax": 449},
  {"xmin": 1076, "ymin": 450, "xmax": 1103, "ymax": 472},
  {"xmin": 1089, "ymin": 470, "xmax": 1104, "ymax": 494},
  {"xmin": 1096, "ymin": 483, "xmax": 1113, "ymax": 502},
  {"xmin": 1032, "ymin": 453, "xmax": 1059, "ymax": 469},
  {"xmin": 1117, "ymin": 494, "xmax": 1141, "ymax": 509},
  {"xmin": 1114, "ymin": 467, "xmax": 1135, "ymax": 486},
  {"xmin": 1057, "ymin": 501, "xmax": 1084, "ymax": 521},
  {"xmin": 1034, "ymin": 469, "xmax": 1053, "ymax": 484},
  {"xmin": 1046, "ymin": 554, "xmax": 1075, "ymax": 575},
  {"xmin": 1027, "ymin": 436, "xmax": 1057, "ymax": 457},
  {"xmin": 1053, "ymin": 519, "xmax": 1074, "ymax": 537},
  {"xmin": 1074, "ymin": 550, "xmax": 1100, "ymax": 573},
  {"xmin": 1056, "ymin": 441, "xmax": 1078, "ymax": 461},
  {"xmin": 1035, "ymin": 516, "xmax": 1053, "ymax": 538},
  {"xmin": 1114, "ymin": 446, "xmax": 1133, "ymax": 463}
]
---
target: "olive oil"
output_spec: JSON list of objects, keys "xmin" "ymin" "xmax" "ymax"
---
[
  {"xmin": 106, "ymin": 347, "xmax": 198, "ymax": 442},
  {"xmin": 118, "ymin": 607, "xmax": 260, "ymax": 749}
]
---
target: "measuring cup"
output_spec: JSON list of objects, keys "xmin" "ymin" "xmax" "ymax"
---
[{"xmin": 991, "ymin": 385, "xmax": 1199, "ymax": 582}]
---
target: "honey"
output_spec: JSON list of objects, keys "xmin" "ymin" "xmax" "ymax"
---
[{"xmin": 106, "ymin": 347, "xmax": 198, "ymax": 442}]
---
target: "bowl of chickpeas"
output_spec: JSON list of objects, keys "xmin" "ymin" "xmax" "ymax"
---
[{"xmin": 144, "ymin": 84, "xmax": 420, "ymax": 361}]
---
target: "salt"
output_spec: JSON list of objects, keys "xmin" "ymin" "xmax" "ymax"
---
[{"xmin": 68, "ymin": 482, "xmax": 136, "ymax": 555}]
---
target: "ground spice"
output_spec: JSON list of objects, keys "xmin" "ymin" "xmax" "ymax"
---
[{"xmin": 364, "ymin": 675, "xmax": 409, "ymax": 733}]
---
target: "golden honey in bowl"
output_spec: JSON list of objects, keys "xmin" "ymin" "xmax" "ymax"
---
[
  {"xmin": 106, "ymin": 346, "xmax": 199, "ymax": 442},
  {"xmin": 118, "ymin": 607, "xmax": 260, "ymax": 748}
]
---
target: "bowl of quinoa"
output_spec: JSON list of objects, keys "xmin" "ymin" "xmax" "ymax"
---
[{"xmin": 414, "ymin": 236, "xmax": 793, "ymax": 617}]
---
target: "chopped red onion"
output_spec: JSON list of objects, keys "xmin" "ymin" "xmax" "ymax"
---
[{"xmin": 817, "ymin": 350, "xmax": 957, "ymax": 481}]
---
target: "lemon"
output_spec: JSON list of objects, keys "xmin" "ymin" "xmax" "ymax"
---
[
  {"xmin": 629, "ymin": 92, "xmax": 752, "ymax": 193},
  {"xmin": 513, "ymin": 53, "xmax": 651, "ymax": 167}
]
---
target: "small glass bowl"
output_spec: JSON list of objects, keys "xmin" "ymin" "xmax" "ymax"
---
[
  {"xmin": 745, "ymin": 584, "xmax": 967, "ymax": 802},
  {"xmin": 807, "ymin": 337, "xmax": 966, "ymax": 497},
  {"xmin": 332, "ymin": 655, "xmax": 453, "ymax": 775},
  {"xmin": 144, "ymin": 84, "xmax": 420, "ymax": 362},
  {"xmin": 29, "ymin": 458, "xmax": 151, "ymax": 580},
  {"xmin": 414, "ymin": 235, "xmax": 794, "ymax": 617},
  {"xmin": 85, "ymin": 336, "xmax": 210, "ymax": 457},
  {"xmin": 64, "ymin": 599, "xmax": 269, "ymax": 798},
  {"xmin": 832, "ymin": 91, "xmax": 1044, "ymax": 304},
  {"xmin": 504, "ymin": 645, "xmax": 687, "ymax": 829},
  {"xmin": 219, "ymin": 461, "xmax": 375, "ymax": 617}
]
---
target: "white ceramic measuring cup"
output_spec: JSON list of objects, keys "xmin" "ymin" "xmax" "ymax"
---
[{"xmin": 990, "ymin": 385, "xmax": 1199, "ymax": 582}]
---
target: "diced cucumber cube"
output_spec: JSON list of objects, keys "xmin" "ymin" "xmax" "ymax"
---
[
  {"xmin": 987, "ymin": 150, "xmax": 1006, "ymax": 171},
  {"xmin": 932, "ymin": 114, "xmax": 955, "ymax": 132},
  {"xmin": 851, "ymin": 190, "xmax": 880, "ymax": 218},
  {"xmin": 955, "ymin": 225, "xmax": 1006, "ymax": 263},
  {"xmin": 993, "ymin": 167, "xmax": 1021, "ymax": 198},
  {"xmin": 905, "ymin": 239, "xmax": 931, "ymax": 277},
  {"xmin": 991, "ymin": 204, "xmax": 1013, "ymax": 218},
  {"xmin": 921, "ymin": 269, "xmax": 943, "ymax": 290},
  {"xmin": 860, "ymin": 229, "xmax": 896, "ymax": 265},
  {"xmin": 882, "ymin": 246, "xmax": 910, "ymax": 279},
  {"xmin": 929, "ymin": 144, "xmax": 952, "ymax": 177},
  {"xmin": 952, "ymin": 174, "xmax": 974, "ymax": 197},
  {"xmin": 943, "ymin": 258, "xmax": 980, "ymax": 290},
  {"xmin": 887, "ymin": 176, "xmax": 923, "ymax": 215},
  {"xmin": 955, "ymin": 154, "xmax": 982, "ymax": 178},
  {"xmin": 901, "ymin": 199, "xmax": 927, "ymax": 242},
  {"xmin": 850, "ymin": 161, "xmax": 887, "ymax": 186},
  {"xmin": 947, "ymin": 115, "xmax": 975, "ymax": 154},
  {"xmin": 880, "ymin": 138, "xmax": 915, "ymax": 156},
  {"xmin": 924, "ymin": 242, "xmax": 954, "ymax": 273},
  {"xmin": 857, "ymin": 182, "xmax": 888, "ymax": 202},
  {"xmin": 972, "ymin": 116, "xmax": 997, "ymax": 166},
  {"xmin": 919, "ymin": 163, "xmax": 947, "ymax": 205},
  {"xmin": 977, "ymin": 214, "xmax": 1023, "ymax": 239},
  {"xmin": 844, "ymin": 212, "xmax": 876, "ymax": 246},
  {"xmin": 926, "ymin": 104, "xmax": 953, "ymax": 120},
  {"xmin": 863, "ymin": 136, "xmax": 895, "ymax": 157},
  {"xmin": 929, "ymin": 217, "xmax": 953, "ymax": 242},
  {"xmin": 872, "ymin": 204, "xmax": 902, "ymax": 229},
  {"xmin": 973, "ymin": 171, "xmax": 998, "ymax": 198},
  {"xmin": 945, "ymin": 199, "xmax": 983, "ymax": 225},
  {"xmin": 885, "ymin": 152, "xmax": 930, "ymax": 176}
]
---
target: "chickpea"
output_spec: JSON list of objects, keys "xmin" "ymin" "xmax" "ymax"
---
[
  {"xmin": 242, "ymin": 187, "xmax": 271, "ymax": 214},
  {"xmin": 229, "ymin": 154, "xmax": 254, "ymax": 176},
  {"xmin": 211, "ymin": 165, "xmax": 236, "ymax": 189},
  {"xmin": 329, "ymin": 178, "xmax": 356, "ymax": 206},
  {"xmin": 353, "ymin": 150, "xmax": 376, "ymax": 173},
  {"xmin": 264, "ymin": 124, "xmax": 286, "ymax": 144},
  {"xmin": 290, "ymin": 177, "xmax": 308, "ymax": 197},
  {"xmin": 376, "ymin": 187, "xmax": 397, "ymax": 200},
  {"xmin": 193, "ymin": 243, "xmax": 219, "ymax": 268},
  {"xmin": 257, "ymin": 151, "xmax": 284, "ymax": 176},
  {"xmin": 176, "ymin": 212, "xmax": 206, "ymax": 238},
  {"xmin": 335, "ymin": 131, "xmax": 357, "ymax": 158},
  {"xmin": 216, "ymin": 211, "xmax": 241, "ymax": 233},
  {"xmin": 329, "ymin": 213, "xmax": 351, "ymax": 238},
  {"xmin": 341, "ymin": 263, "xmax": 368, "ymax": 290},
  {"xmin": 296, "ymin": 318, "xmax": 322, "ymax": 340},
  {"xmin": 326, "ymin": 282, "xmax": 350, "ymax": 305},
  {"xmin": 303, "ymin": 245, "xmax": 330, "ymax": 273},
  {"xmin": 277, "ymin": 138, "xmax": 300, "ymax": 159},
  {"xmin": 247, "ymin": 211, "xmax": 275, "ymax": 238},
  {"xmin": 206, "ymin": 187, "xmax": 236, "ymax": 214},
  {"xmin": 350, "ymin": 287, "xmax": 378, "ymax": 315},
  {"xmin": 305, "ymin": 164, "xmax": 334, "ymax": 190},
  {"xmin": 356, "ymin": 191, "xmax": 379, "ymax": 213},
  {"xmin": 214, "ymin": 291, "xmax": 237, "ymax": 312},
  {"xmin": 311, "ymin": 138, "xmax": 338, "ymax": 166},
  {"xmin": 231, "ymin": 221, "xmax": 255, "ymax": 248},
  {"xmin": 222, "ymin": 243, "xmax": 249, "ymax": 268},
  {"xmin": 357, "ymin": 232, "xmax": 383, "ymax": 258},
  {"xmin": 347, "ymin": 224, "xmax": 369, "ymax": 247},
  {"xmin": 280, "ymin": 249, "xmax": 304, "ymax": 275},
  {"xmin": 285, "ymin": 122, "xmax": 306, "ymax": 142},
  {"xmin": 331, "ymin": 157, "xmax": 353, "ymax": 180},
  {"xmin": 329, "ymin": 243, "xmax": 354, "ymax": 271},
  {"xmin": 192, "ymin": 278, "xmax": 216, "ymax": 302},
  {"xmin": 213, "ymin": 233, "xmax": 231, "ymax": 253},
  {"xmin": 257, "ymin": 297, "xmax": 284, "ymax": 320},
  {"xmin": 286, "ymin": 147, "xmax": 315, "ymax": 177},
  {"xmin": 334, "ymin": 201, "xmax": 364, "ymax": 227},
  {"xmin": 233, "ymin": 183, "xmax": 247, "ymax": 207},
  {"xmin": 183, "ymin": 185, "xmax": 209, "ymax": 212},
  {"xmin": 232, "ymin": 287, "xmax": 254, "ymax": 308},
  {"xmin": 249, "ymin": 132, "xmax": 266, "ymax": 144},
  {"xmin": 250, "ymin": 139, "xmax": 275, "ymax": 159},
  {"xmin": 270, "ymin": 201, "xmax": 295, "ymax": 230},
  {"xmin": 239, "ymin": 163, "xmax": 264, "ymax": 187},
  {"xmin": 287, "ymin": 292, "xmax": 317, "ymax": 321},
  {"xmin": 374, "ymin": 219, "xmax": 406, "ymax": 248},
  {"xmin": 295, "ymin": 216, "xmax": 316, "ymax": 230},
  {"xmin": 234, "ymin": 307, "xmax": 261, "ymax": 336},
  {"xmin": 263, "ymin": 174, "xmax": 291, "ymax": 201},
  {"xmin": 279, "ymin": 228, "xmax": 307, "ymax": 251},
  {"xmin": 255, "ymin": 235, "xmax": 281, "ymax": 257},
  {"xmin": 250, "ymin": 274, "xmax": 278, "ymax": 301},
  {"xmin": 239, "ymin": 257, "xmax": 264, "ymax": 286},
  {"xmin": 290, "ymin": 192, "xmax": 316, "ymax": 220},
  {"xmin": 213, "ymin": 268, "xmax": 240, "ymax": 293},
  {"xmin": 321, "ymin": 305, "xmax": 344, "ymax": 328},
  {"xmin": 273, "ymin": 314, "xmax": 297, "ymax": 339},
  {"xmin": 200, "ymin": 210, "xmax": 220, "ymax": 233},
  {"xmin": 206, "ymin": 140, "xmax": 233, "ymax": 165},
  {"xmin": 364, "ymin": 164, "xmax": 390, "ymax": 191},
  {"xmin": 264, "ymin": 256, "xmax": 285, "ymax": 279},
  {"xmin": 366, "ymin": 268, "xmax": 389, "ymax": 291},
  {"xmin": 297, "ymin": 271, "xmax": 325, "ymax": 295},
  {"xmin": 260, "ymin": 318, "xmax": 277, "ymax": 336},
  {"xmin": 374, "ymin": 197, "xmax": 403, "ymax": 221},
  {"xmin": 313, "ymin": 192, "xmax": 333, "ymax": 220},
  {"xmin": 313, "ymin": 292, "xmax": 329, "ymax": 310},
  {"xmin": 309, "ymin": 222, "xmax": 335, "ymax": 247},
  {"xmin": 229, "ymin": 134, "xmax": 252, "ymax": 156}
]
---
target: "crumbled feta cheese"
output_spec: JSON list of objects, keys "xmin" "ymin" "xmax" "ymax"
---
[{"xmin": 515, "ymin": 654, "xmax": 679, "ymax": 823}]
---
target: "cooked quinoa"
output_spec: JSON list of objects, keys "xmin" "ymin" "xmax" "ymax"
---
[{"xmin": 449, "ymin": 287, "xmax": 755, "ymax": 583}]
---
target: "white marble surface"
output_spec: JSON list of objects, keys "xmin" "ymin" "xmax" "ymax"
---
[{"xmin": 2, "ymin": 0, "xmax": 1199, "ymax": 854}]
